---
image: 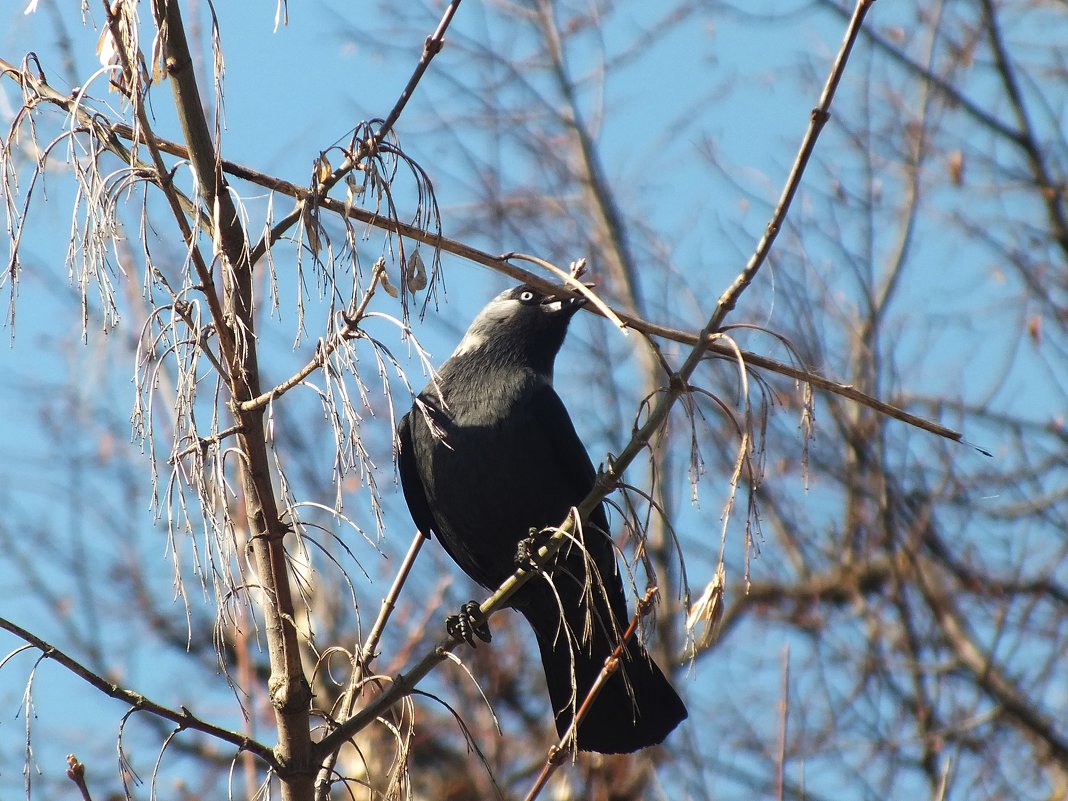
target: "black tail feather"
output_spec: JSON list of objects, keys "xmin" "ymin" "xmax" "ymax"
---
[{"xmin": 526, "ymin": 607, "xmax": 687, "ymax": 753}]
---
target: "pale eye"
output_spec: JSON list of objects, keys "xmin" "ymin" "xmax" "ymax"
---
[{"xmin": 518, "ymin": 290, "xmax": 537, "ymax": 303}]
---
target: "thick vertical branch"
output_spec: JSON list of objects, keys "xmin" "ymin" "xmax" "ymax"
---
[{"xmin": 150, "ymin": 0, "xmax": 312, "ymax": 795}]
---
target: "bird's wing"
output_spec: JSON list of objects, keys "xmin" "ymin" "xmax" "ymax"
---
[
  {"xmin": 524, "ymin": 382, "xmax": 611, "ymax": 534},
  {"xmin": 523, "ymin": 380, "xmax": 632, "ymax": 638},
  {"xmin": 397, "ymin": 410, "xmax": 437, "ymax": 539}
]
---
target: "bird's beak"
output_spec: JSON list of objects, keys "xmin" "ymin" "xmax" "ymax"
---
[{"xmin": 541, "ymin": 283, "xmax": 593, "ymax": 316}]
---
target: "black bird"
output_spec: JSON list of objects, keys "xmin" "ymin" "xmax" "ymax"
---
[{"xmin": 397, "ymin": 284, "xmax": 686, "ymax": 753}]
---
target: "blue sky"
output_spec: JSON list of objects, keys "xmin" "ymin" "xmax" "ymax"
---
[{"xmin": 2, "ymin": 2, "xmax": 1063, "ymax": 799}]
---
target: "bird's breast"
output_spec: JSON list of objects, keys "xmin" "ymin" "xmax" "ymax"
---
[
  {"xmin": 432, "ymin": 368, "xmax": 546, "ymax": 428},
  {"xmin": 411, "ymin": 373, "xmax": 577, "ymax": 589}
]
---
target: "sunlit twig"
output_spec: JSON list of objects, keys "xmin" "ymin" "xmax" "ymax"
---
[
  {"xmin": 521, "ymin": 587, "xmax": 659, "ymax": 801},
  {"xmin": 313, "ymin": 530, "xmax": 427, "ymax": 801}
]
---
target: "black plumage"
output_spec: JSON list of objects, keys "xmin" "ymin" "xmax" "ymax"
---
[{"xmin": 397, "ymin": 284, "xmax": 686, "ymax": 753}]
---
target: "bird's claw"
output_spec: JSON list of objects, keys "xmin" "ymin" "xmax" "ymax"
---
[
  {"xmin": 515, "ymin": 527, "xmax": 547, "ymax": 570},
  {"xmin": 446, "ymin": 600, "xmax": 492, "ymax": 646}
]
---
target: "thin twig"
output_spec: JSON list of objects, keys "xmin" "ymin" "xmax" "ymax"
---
[
  {"xmin": 170, "ymin": 423, "xmax": 244, "ymax": 463},
  {"xmin": 0, "ymin": 616, "xmax": 279, "ymax": 769},
  {"xmin": 980, "ymin": 0, "xmax": 1068, "ymax": 253},
  {"xmin": 707, "ymin": 0, "xmax": 874, "ymax": 328},
  {"xmin": 357, "ymin": 533, "xmax": 428, "ymax": 674},
  {"xmin": 522, "ymin": 587, "xmax": 658, "ymax": 801},
  {"xmin": 376, "ymin": 1, "xmax": 463, "ymax": 153},
  {"xmin": 535, "ymin": 0, "xmax": 643, "ymax": 309},
  {"xmin": 247, "ymin": 0, "xmax": 464, "ymax": 268},
  {"xmin": 776, "ymin": 645, "xmax": 790, "ymax": 801},
  {"xmin": 313, "ymin": 530, "xmax": 426, "ymax": 801},
  {"xmin": 238, "ymin": 262, "xmax": 385, "ymax": 412},
  {"xmin": 102, "ymin": 1, "xmax": 229, "ymax": 353}
]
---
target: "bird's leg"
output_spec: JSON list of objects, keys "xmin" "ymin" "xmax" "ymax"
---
[
  {"xmin": 446, "ymin": 600, "xmax": 492, "ymax": 646},
  {"xmin": 515, "ymin": 526, "xmax": 550, "ymax": 570}
]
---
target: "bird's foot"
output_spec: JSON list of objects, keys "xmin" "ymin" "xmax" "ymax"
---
[
  {"xmin": 515, "ymin": 527, "xmax": 549, "ymax": 570},
  {"xmin": 446, "ymin": 600, "xmax": 492, "ymax": 646}
]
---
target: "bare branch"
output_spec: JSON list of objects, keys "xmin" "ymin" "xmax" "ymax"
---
[
  {"xmin": 313, "ymin": 530, "xmax": 427, "ymax": 801},
  {"xmin": 101, "ymin": 1, "xmax": 227, "ymax": 341},
  {"xmin": 237, "ymin": 262, "xmax": 386, "ymax": 413},
  {"xmin": 0, "ymin": 615, "xmax": 279, "ymax": 769},
  {"xmin": 247, "ymin": 0, "xmax": 464, "ymax": 270},
  {"xmin": 910, "ymin": 552, "xmax": 1068, "ymax": 766},
  {"xmin": 87, "ymin": 110, "xmax": 963, "ymax": 445},
  {"xmin": 149, "ymin": 1, "xmax": 313, "ymax": 792},
  {"xmin": 522, "ymin": 587, "xmax": 660, "ymax": 801}
]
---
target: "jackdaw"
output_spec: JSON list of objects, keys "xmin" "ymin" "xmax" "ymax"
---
[{"xmin": 397, "ymin": 283, "xmax": 687, "ymax": 753}]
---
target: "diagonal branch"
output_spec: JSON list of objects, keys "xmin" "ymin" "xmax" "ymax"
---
[
  {"xmin": 910, "ymin": 551, "xmax": 1068, "ymax": 766},
  {"xmin": 313, "ymin": 530, "xmax": 428, "ymax": 801},
  {"xmin": 522, "ymin": 587, "xmax": 659, "ymax": 801},
  {"xmin": 0, "ymin": 8, "xmax": 960, "ymax": 449},
  {"xmin": 94, "ymin": 116, "xmax": 964, "ymax": 446},
  {"xmin": 590, "ymin": 0, "xmax": 876, "ymax": 511},
  {"xmin": 980, "ymin": 0, "xmax": 1068, "ymax": 264},
  {"xmin": 0, "ymin": 615, "xmax": 279, "ymax": 769},
  {"xmin": 815, "ymin": 0, "xmax": 1021, "ymax": 145},
  {"xmin": 236, "ymin": 263, "xmax": 386, "ymax": 413},
  {"xmin": 312, "ymin": 510, "xmax": 585, "ymax": 760},
  {"xmin": 247, "ymin": 0, "xmax": 463, "ymax": 269},
  {"xmin": 708, "ymin": 0, "xmax": 873, "ymax": 328}
]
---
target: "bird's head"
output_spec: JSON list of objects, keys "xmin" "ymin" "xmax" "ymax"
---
[{"xmin": 449, "ymin": 284, "xmax": 587, "ymax": 377}]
